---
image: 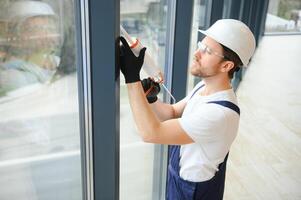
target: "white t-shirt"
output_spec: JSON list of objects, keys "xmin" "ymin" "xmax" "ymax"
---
[{"xmin": 178, "ymin": 81, "xmax": 240, "ymax": 182}]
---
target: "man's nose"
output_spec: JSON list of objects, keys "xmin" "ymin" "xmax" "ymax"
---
[{"xmin": 194, "ymin": 49, "xmax": 202, "ymax": 59}]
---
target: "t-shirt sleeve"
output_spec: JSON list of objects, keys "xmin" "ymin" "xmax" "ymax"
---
[{"xmin": 179, "ymin": 104, "xmax": 227, "ymax": 143}]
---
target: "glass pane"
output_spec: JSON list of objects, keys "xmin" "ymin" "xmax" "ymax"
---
[
  {"xmin": 186, "ymin": 0, "xmax": 209, "ymax": 92},
  {"xmin": 120, "ymin": 0, "xmax": 168, "ymax": 199},
  {"xmin": 222, "ymin": 0, "xmax": 231, "ymax": 18},
  {"xmin": 0, "ymin": 1, "xmax": 83, "ymax": 200},
  {"xmin": 265, "ymin": 0, "xmax": 301, "ymax": 33}
]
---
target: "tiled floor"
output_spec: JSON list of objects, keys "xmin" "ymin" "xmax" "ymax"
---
[{"xmin": 224, "ymin": 35, "xmax": 301, "ymax": 200}]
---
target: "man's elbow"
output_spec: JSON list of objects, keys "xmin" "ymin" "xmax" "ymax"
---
[{"xmin": 140, "ymin": 128, "xmax": 160, "ymax": 143}]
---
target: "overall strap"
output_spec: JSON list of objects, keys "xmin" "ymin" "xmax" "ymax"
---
[
  {"xmin": 189, "ymin": 84, "xmax": 205, "ymax": 100},
  {"xmin": 207, "ymin": 100, "xmax": 240, "ymax": 115},
  {"xmin": 188, "ymin": 84, "xmax": 240, "ymax": 115}
]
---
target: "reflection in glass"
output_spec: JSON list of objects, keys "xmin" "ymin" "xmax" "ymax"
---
[
  {"xmin": 120, "ymin": 0, "xmax": 168, "ymax": 199},
  {"xmin": 265, "ymin": 0, "xmax": 301, "ymax": 33},
  {"xmin": 0, "ymin": 1, "xmax": 82, "ymax": 200},
  {"xmin": 0, "ymin": 1, "xmax": 61, "ymax": 95},
  {"xmin": 187, "ymin": 0, "xmax": 204, "ymax": 93}
]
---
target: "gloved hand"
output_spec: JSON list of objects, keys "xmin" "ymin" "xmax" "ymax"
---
[
  {"xmin": 119, "ymin": 36, "xmax": 146, "ymax": 83},
  {"xmin": 141, "ymin": 78, "xmax": 161, "ymax": 103}
]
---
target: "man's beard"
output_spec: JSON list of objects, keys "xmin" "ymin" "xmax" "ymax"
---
[{"xmin": 190, "ymin": 65, "xmax": 219, "ymax": 78}]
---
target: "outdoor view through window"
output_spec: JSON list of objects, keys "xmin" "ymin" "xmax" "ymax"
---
[
  {"xmin": 265, "ymin": 0, "xmax": 301, "ymax": 33},
  {"xmin": 0, "ymin": 1, "xmax": 83, "ymax": 200},
  {"xmin": 120, "ymin": 0, "xmax": 168, "ymax": 199}
]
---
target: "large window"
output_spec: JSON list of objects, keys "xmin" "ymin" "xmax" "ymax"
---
[
  {"xmin": 0, "ymin": 1, "xmax": 83, "ymax": 199},
  {"xmin": 120, "ymin": 0, "xmax": 168, "ymax": 199},
  {"xmin": 265, "ymin": 0, "xmax": 301, "ymax": 33}
]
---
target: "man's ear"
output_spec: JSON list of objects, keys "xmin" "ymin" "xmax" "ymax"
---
[{"xmin": 220, "ymin": 60, "xmax": 234, "ymax": 73}]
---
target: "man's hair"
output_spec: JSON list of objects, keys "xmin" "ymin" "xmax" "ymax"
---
[{"xmin": 221, "ymin": 44, "xmax": 243, "ymax": 79}]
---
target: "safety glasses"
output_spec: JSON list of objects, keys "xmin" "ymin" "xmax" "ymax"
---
[{"xmin": 197, "ymin": 41, "xmax": 224, "ymax": 58}]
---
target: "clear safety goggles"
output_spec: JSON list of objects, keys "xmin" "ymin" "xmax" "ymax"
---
[{"xmin": 197, "ymin": 41, "xmax": 225, "ymax": 58}]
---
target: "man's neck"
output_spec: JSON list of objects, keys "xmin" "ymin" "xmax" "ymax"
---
[{"xmin": 201, "ymin": 76, "xmax": 232, "ymax": 96}]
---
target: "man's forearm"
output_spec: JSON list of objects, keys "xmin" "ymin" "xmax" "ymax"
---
[
  {"xmin": 149, "ymin": 100, "xmax": 176, "ymax": 122},
  {"xmin": 127, "ymin": 82, "xmax": 161, "ymax": 141}
]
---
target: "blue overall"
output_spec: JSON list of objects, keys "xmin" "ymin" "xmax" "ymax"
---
[{"xmin": 166, "ymin": 84, "xmax": 240, "ymax": 200}]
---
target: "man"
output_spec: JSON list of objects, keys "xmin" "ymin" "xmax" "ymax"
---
[{"xmin": 119, "ymin": 19, "xmax": 255, "ymax": 200}]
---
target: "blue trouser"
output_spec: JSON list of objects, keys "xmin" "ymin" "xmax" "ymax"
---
[{"xmin": 166, "ymin": 145, "xmax": 228, "ymax": 200}]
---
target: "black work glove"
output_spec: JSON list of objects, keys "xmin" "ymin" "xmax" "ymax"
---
[
  {"xmin": 119, "ymin": 36, "xmax": 146, "ymax": 83},
  {"xmin": 141, "ymin": 78, "xmax": 161, "ymax": 103}
]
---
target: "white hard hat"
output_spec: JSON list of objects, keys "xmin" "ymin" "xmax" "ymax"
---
[
  {"xmin": 7, "ymin": 1, "xmax": 56, "ymax": 21},
  {"xmin": 199, "ymin": 19, "xmax": 256, "ymax": 66}
]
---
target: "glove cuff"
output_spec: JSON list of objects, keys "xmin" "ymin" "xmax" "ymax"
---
[{"xmin": 125, "ymin": 74, "xmax": 140, "ymax": 84}]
